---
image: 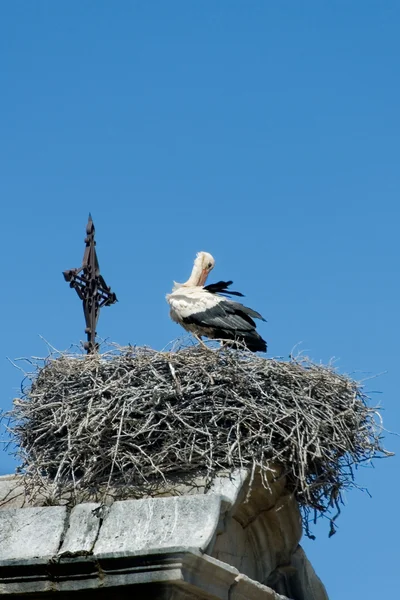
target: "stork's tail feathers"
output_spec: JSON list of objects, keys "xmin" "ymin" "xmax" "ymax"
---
[
  {"xmin": 212, "ymin": 329, "xmax": 267, "ymax": 353},
  {"xmin": 245, "ymin": 336, "xmax": 267, "ymax": 353},
  {"xmin": 233, "ymin": 332, "xmax": 267, "ymax": 353}
]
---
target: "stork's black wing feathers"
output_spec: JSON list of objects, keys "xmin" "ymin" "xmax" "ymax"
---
[
  {"xmin": 203, "ymin": 280, "xmax": 244, "ymax": 297},
  {"xmin": 186, "ymin": 301, "xmax": 256, "ymax": 330},
  {"xmin": 228, "ymin": 301, "xmax": 266, "ymax": 323},
  {"xmin": 182, "ymin": 297, "xmax": 267, "ymax": 352}
]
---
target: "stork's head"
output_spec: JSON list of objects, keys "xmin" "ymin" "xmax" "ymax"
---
[
  {"xmin": 194, "ymin": 251, "xmax": 215, "ymax": 286},
  {"xmin": 172, "ymin": 251, "xmax": 215, "ymax": 289}
]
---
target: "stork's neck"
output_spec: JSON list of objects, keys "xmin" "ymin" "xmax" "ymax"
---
[{"xmin": 183, "ymin": 255, "xmax": 204, "ymax": 287}]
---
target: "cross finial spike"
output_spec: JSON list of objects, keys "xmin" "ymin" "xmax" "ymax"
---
[
  {"xmin": 63, "ymin": 216, "xmax": 117, "ymax": 353},
  {"xmin": 86, "ymin": 213, "xmax": 94, "ymax": 235}
]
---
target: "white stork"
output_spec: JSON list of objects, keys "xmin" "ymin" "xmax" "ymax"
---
[{"xmin": 166, "ymin": 251, "xmax": 267, "ymax": 352}]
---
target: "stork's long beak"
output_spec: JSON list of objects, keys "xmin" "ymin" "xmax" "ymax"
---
[{"xmin": 198, "ymin": 269, "xmax": 209, "ymax": 287}]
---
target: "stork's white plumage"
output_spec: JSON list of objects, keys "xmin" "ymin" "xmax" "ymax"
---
[{"xmin": 166, "ymin": 251, "xmax": 267, "ymax": 353}]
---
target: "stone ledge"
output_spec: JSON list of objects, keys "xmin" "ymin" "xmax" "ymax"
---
[{"xmin": 0, "ymin": 550, "xmax": 285, "ymax": 599}]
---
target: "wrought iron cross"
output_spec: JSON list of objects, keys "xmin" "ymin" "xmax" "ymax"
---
[{"xmin": 63, "ymin": 214, "xmax": 117, "ymax": 353}]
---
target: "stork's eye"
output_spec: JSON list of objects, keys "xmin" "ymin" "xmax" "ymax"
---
[{"xmin": 207, "ymin": 262, "xmax": 212, "ymax": 269}]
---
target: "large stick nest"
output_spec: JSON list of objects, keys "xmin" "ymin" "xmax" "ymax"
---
[{"xmin": 4, "ymin": 344, "xmax": 390, "ymax": 536}]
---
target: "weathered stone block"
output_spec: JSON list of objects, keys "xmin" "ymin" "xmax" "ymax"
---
[
  {"xmin": 0, "ymin": 505, "xmax": 66, "ymax": 561},
  {"xmin": 94, "ymin": 494, "xmax": 221, "ymax": 556},
  {"xmin": 59, "ymin": 502, "xmax": 102, "ymax": 556}
]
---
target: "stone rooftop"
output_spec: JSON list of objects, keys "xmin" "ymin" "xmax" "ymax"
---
[{"xmin": 0, "ymin": 470, "xmax": 328, "ymax": 599}]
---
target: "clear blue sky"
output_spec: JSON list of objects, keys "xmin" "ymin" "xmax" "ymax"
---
[{"xmin": 0, "ymin": 2, "xmax": 399, "ymax": 598}]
